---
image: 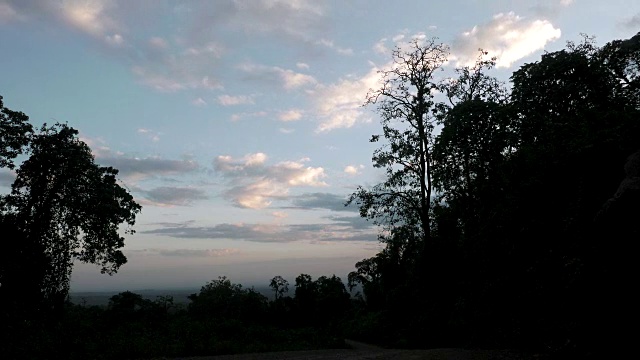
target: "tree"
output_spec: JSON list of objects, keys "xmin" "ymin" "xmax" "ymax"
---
[
  {"xmin": 269, "ymin": 275, "xmax": 289, "ymax": 300},
  {"xmin": 347, "ymin": 37, "xmax": 449, "ymax": 252},
  {"xmin": 0, "ymin": 109, "xmax": 141, "ymax": 319},
  {"xmin": 314, "ymin": 275, "xmax": 350, "ymax": 318},
  {"xmin": 0, "ymin": 95, "xmax": 33, "ymax": 169},
  {"xmin": 188, "ymin": 276, "xmax": 268, "ymax": 323}
]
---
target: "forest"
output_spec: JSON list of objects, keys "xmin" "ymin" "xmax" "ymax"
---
[{"xmin": 1, "ymin": 32, "xmax": 638, "ymax": 359}]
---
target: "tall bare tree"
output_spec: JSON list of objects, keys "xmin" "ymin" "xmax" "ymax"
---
[{"xmin": 348, "ymin": 38, "xmax": 449, "ymax": 253}]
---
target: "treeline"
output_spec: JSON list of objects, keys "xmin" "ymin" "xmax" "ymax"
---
[
  {"xmin": 1, "ymin": 274, "xmax": 357, "ymax": 359},
  {"xmin": 345, "ymin": 33, "xmax": 640, "ymax": 358}
]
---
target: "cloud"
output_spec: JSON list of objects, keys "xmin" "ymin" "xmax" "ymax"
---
[
  {"xmin": 278, "ymin": 109, "xmax": 303, "ymax": 122},
  {"xmin": 191, "ymin": 97, "xmax": 207, "ymax": 106},
  {"xmin": 127, "ymin": 39, "xmax": 226, "ymax": 91},
  {"xmin": 280, "ymin": 69, "xmax": 317, "ymax": 89},
  {"xmin": 0, "ymin": 2, "xmax": 23, "ymax": 23},
  {"xmin": 138, "ymin": 186, "xmax": 208, "ymax": 207},
  {"xmin": 238, "ymin": 63, "xmax": 317, "ymax": 90},
  {"xmin": 222, "ymin": 0, "xmax": 326, "ymax": 41},
  {"xmin": 271, "ymin": 211, "xmax": 288, "ymax": 218},
  {"xmin": 214, "ymin": 153, "xmax": 327, "ymax": 209},
  {"xmin": 129, "ymin": 248, "xmax": 240, "ymax": 257},
  {"xmin": 136, "ymin": 128, "xmax": 161, "ymax": 142},
  {"xmin": 143, "ymin": 222, "xmax": 292, "ymax": 242},
  {"xmin": 560, "ymin": 0, "xmax": 574, "ymax": 6},
  {"xmin": 451, "ymin": 12, "xmax": 561, "ymax": 68},
  {"xmin": 217, "ymin": 94, "xmax": 255, "ymax": 106},
  {"xmin": 279, "ymin": 128, "xmax": 295, "ymax": 134},
  {"xmin": 132, "ymin": 65, "xmax": 223, "ymax": 92},
  {"xmin": 285, "ymin": 192, "xmax": 358, "ymax": 212},
  {"xmin": 104, "ymin": 33, "xmax": 124, "ymax": 46},
  {"xmin": 99, "ymin": 156, "xmax": 199, "ymax": 180},
  {"xmin": 344, "ymin": 165, "xmax": 364, "ymax": 175},
  {"xmin": 57, "ymin": 0, "xmax": 120, "ymax": 37},
  {"xmin": 296, "ymin": 62, "xmax": 310, "ymax": 70},
  {"xmin": 0, "ymin": 1, "xmax": 334, "ymax": 95},
  {"xmin": 142, "ymin": 219, "xmax": 376, "ymax": 243},
  {"xmin": 316, "ymin": 38, "xmax": 353, "ymax": 55},
  {"xmin": 149, "ymin": 36, "xmax": 168, "ymax": 49},
  {"xmin": 314, "ymin": 65, "xmax": 382, "ymax": 132},
  {"xmin": 622, "ymin": 13, "xmax": 640, "ymax": 29},
  {"xmin": 158, "ymin": 248, "xmax": 239, "ymax": 257},
  {"xmin": 373, "ymin": 38, "xmax": 389, "ymax": 55},
  {"xmin": 230, "ymin": 111, "xmax": 268, "ymax": 121},
  {"xmin": 324, "ymin": 215, "xmax": 372, "ymax": 231},
  {"xmin": 0, "ymin": 169, "xmax": 16, "ymax": 187}
]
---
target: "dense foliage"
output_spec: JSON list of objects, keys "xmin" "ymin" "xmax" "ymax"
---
[
  {"xmin": 1, "ymin": 276, "xmax": 352, "ymax": 359},
  {"xmin": 347, "ymin": 33, "xmax": 640, "ymax": 357},
  {"xmin": 0, "ymin": 97, "xmax": 141, "ymax": 357}
]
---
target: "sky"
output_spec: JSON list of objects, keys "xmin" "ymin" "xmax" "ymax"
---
[{"xmin": 1, "ymin": 0, "xmax": 639, "ymax": 292}]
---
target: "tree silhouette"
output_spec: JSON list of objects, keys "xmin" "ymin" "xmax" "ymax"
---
[
  {"xmin": 0, "ymin": 95, "xmax": 33, "ymax": 169},
  {"xmin": 269, "ymin": 275, "xmax": 289, "ymax": 300},
  {"xmin": 0, "ymin": 102, "xmax": 141, "ymax": 321}
]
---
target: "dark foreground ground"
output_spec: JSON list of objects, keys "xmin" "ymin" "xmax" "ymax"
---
[{"xmin": 166, "ymin": 340, "xmax": 548, "ymax": 360}]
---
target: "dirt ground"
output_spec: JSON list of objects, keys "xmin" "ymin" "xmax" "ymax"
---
[{"xmin": 168, "ymin": 340, "xmax": 548, "ymax": 360}]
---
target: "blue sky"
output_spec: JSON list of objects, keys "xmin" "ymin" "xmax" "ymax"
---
[{"xmin": 1, "ymin": 0, "xmax": 639, "ymax": 291}]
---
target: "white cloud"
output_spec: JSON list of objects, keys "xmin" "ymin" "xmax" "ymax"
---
[
  {"xmin": 239, "ymin": 62, "xmax": 317, "ymax": 90},
  {"xmin": 230, "ymin": 111, "xmax": 267, "ymax": 122},
  {"xmin": 58, "ymin": 0, "xmax": 119, "ymax": 37},
  {"xmin": 452, "ymin": 12, "xmax": 561, "ymax": 68},
  {"xmin": 149, "ymin": 36, "xmax": 168, "ymax": 49},
  {"xmin": 245, "ymin": 152, "xmax": 268, "ymax": 166},
  {"xmin": 214, "ymin": 153, "xmax": 327, "ymax": 209},
  {"xmin": 314, "ymin": 65, "xmax": 382, "ymax": 132},
  {"xmin": 217, "ymin": 94, "xmax": 255, "ymax": 106},
  {"xmin": 104, "ymin": 33, "xmax": 124, "ymax": 46},
  {"xmin": 278, "ymin": 109, "xmax": 303, "ymax": 122},
  {"xmin": 279, "ymin": 128, "xmax": 295, "ymax": 134},
  {"xmin": 136, "ymin": 128, "xmax": 160, "ymax": 142},
  {"xmin": 272, "ymin": 211, "xmax": 288, "ymax": 218},
  {"xmin": 316, "ymin": 38, "xmax": 354, "ymax": 55},
  {"xmin": 229, "ymin": 179, "xmax": 286, "ymax": 209},
  {"xmin": 560, "ymin": 0, "xmax": 574, "ymax": 6},
  {"xmin": 344, "ymin": 165, "xmax": 364, "ymax": 175},
  {"xmin": 296, "ymin": 62, "xmax": 310, "ymax": 70},
  {"xmin": 191, "ymin": 97, "xmax": 207, "ymax": 106},
  {"xmin": 131, "ymin": 66, "xmax": 185, "ymax": 92},
  {"xmin": 281, "ymin": 69, "xmax": 317, "ymax": 89},
  {"xmin": 183, "ymin": 42, "xmax": 224, "ymax": 57},
  {"xmin": 373, "ymin": 38, "xmax": 389, "ymax": 54}
]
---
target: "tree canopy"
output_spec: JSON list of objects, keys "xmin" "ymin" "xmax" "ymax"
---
[
  {"xmin": 0, "ymin": 98, "xmax": 141, "ymax": 321},
  {"xmin": 348, "ymin": 32, "xmax": 640, "ymax": 355}
]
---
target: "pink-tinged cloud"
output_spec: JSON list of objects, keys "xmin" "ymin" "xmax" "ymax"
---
[{"xmin": 214, "ymin": 153, "xmax": 327, "ymax": 209}]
